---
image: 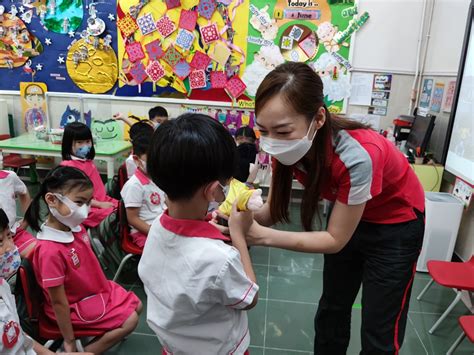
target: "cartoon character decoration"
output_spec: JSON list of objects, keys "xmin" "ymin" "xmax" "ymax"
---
[
  {"xmin": 20, "ymin": 82, "xmax": 48, "ymax": 132},
  {"xmin": 249, "ymin": 5, "xmax": 278, "ymax": 41},
  {"xmin": 311, "ymin": 52, "xmax": 351, "ymax": 103},
  {"xmin": 91, "ymin": 119, "xmax": 122, "ymax": 140},
  {"xmin": 60, "ymin": 105, "xmax": 92, "ymax": 128},
  {"xmin": 316, "ymin": 22, "xmax": 348, "ymax": 53}
]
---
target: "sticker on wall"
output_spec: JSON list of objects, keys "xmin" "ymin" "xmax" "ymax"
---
[{"xmin": 279, "ymin": 24, "xmax": 318, "ymax": 62}]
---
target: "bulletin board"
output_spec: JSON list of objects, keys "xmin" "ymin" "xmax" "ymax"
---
[{"xmin": 0, "ymin": 0, "xmax": 369, "ymax": 111}]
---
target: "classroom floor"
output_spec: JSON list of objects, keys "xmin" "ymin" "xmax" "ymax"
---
[{"xmin": 19, "ymin": 183, "xmax": 474, "ymax": 354}]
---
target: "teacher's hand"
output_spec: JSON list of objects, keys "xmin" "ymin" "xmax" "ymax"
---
[{"xmin": 245, "ymin": 220, "xmax": 266, "ymax": 246}]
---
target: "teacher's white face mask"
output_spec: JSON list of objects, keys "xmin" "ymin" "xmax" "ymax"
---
[{"xmin": 259, "ymin": 119, "xmax": 318, "ymax": 166}]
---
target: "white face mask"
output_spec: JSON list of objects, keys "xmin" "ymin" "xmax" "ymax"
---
[
  {"xmin": 49, "ymin": 193, "xmax": 90, "ymax": 229},
  {"xmin": 208, "ymin": 183, "xmax": 230, "ymax": 212},
  {"xmin": 259, "ymin": 120, "xmax": 318, "ymax": 166},
  {"xmin": 0, "ymin": 246, "xmax": 21, "ymax": 279}
]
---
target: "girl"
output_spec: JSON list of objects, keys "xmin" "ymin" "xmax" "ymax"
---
[
  {"xmin": 24, "ymin": 166, "xmax": 141, "ymax": 354},
  {"xmin": 60, "ymin": 122, "xmax": 118, "ymax": 229},
  {"xmin": 240, "ymin": 62, "xmax": 425, "ymax": 354}
]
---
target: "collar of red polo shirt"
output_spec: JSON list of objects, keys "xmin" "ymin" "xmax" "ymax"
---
[
  {"xmin": 0, "ymin": 171, "xmax": 9, "ymax": 179},
  {"xmin": 160, "ymin": 210, "xmax": 231, "ymax": 242}
]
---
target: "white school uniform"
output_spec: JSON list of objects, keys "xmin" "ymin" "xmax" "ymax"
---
[
  {"xmin": 125, "ymin": 154, "xmax": 137, "ymax": 179},
  {"xmin": 138, "ymin": 211, "xmax": 258, "ymax": 355},
  {"xmin": 120, "ymin": 168, "xmax": 166, "ymax": 234},
  {"xmin": 0, "ymin": 171, "xmax": 28, "ymax": 228}
]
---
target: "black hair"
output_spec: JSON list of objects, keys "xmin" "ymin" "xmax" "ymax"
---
[
  {"xmin": 61, "ymin": 122, "xmax": 95, "ymax": 160},
  {"xmin": 24, "ymin": 166, "xmax": 94, "ymax": 232},
  {"xmin": 129, "ymin": 121, "xmax": 154, "ymax": 142},
  {"xmin": 132, "ymin": 134, "xmax": 151, "ymax": 157},
  {"xmin": 148, "ymin": 113, "xmax": 237, "ymax": 201},
  {"xmin": 148, "ymin": 106, "xmax": 168, "ymax": 120},
  {"xmin": 235, "ymin": 126, "xmax": 256, "ymax": 142},
  {"xmin": 235, "ymin": 142, "xmax": 258, "ymax": 183},
  {"xmin": 0, "ymin": 209, "xmax": 9, "ymax": 233}
]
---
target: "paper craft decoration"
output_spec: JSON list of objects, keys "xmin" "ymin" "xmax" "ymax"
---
[
  {"xmin": 190, "ymin": 51, "xmax": 211, "ymax": 70},
  {"xmin": 189, "ymin": 70, "xmax": 207, "ymax": 89},
  {"xmin": 197, "ymin": 0, "xmax": 216, "ymax": 20},
  {"xmin": 162, "ymin": 45, "xmax": 182, "ymax": 67},
  {"xmin": 298, "ymin": 34, "xmax": 317, "ymax": 58},
  {"xmin": 42, "ymin": 0, "xmax": 83, "ymax": 34},
  {"xmin": 281, "ymin": 36, "xmax": 293, "ymax": 50},
  {"xmin": 179, "ymin": 10, "xmax": 198, "ymax": 31},
  {"xmin": 20, "ymin": 82, "xmax": 48, "ymax": 132},
  {"xmin": 176, "ymin": 29, "xmax": 195, "ymax": 51},
  {"xmin": 145, "ymin": 40, "xmax": 164, "ymax": 60},
  {"xmin": 210, "ymin": 41, "xmax": 231, "ymax": 66},
  {"xmin": 117, "ymin": 13, "xmax": 139, "ymax": 37},
  {"xmin": 200, "ymin": 23, "xmax": 220, "ymax": 44},
  {"xmin": 156, "ymin": 15, "xmax": 176, "ymax": 38},
  {"xmin": 210, "ymin": 71, "xmax": 227, "ymax": 89},
  {"xmin": 130, "ymin": 61, "xmax": 148, "ymax": 83},
  {"xmin": 126, "ymin": 42, "xmax": 145, "ymax": 63},
  {"xmin": 165, "ymin": 0, "xmax": 181, "ymax": 10},
  {"xmin": 146, "ymin": 61, "xmax": 165, "ymax": 82},
  {"xmin": 174, "ymin": 60, "xmax": 191, "ymax": 80},
  {"xmin": 137, "ymin": 13, "xmax": 157, "ymax": 36},
  {"xmin": 289, "ymin": 26, "xmax": 304, "ymax": 41},
  {"xmin": 225, "ymin": 76, "xmax": 246, "ymax": 99}
]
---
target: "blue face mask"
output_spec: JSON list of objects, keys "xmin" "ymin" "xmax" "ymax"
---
[{"xmin": 75, "ymin": 144, "xmax": 92, "ymax": 159}]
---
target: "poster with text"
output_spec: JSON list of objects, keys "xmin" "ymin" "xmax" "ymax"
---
[
  {"xmin": 430, "ymin": 82, "xmax": 444, "ymax": 113},
  {"xmin": 443, "ymin": 80, "xmax": 456, "ymax": 113}
]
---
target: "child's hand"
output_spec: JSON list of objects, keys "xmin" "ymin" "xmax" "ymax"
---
[
  {"xmin": 63, "ymin": 339, "xmax": 77, "ymax": 353},
  {"xmin": 112, "ymin": 112, "xmax": 125, "ymax": 121},
  {"xmin": 229, "ymin": 202, "xmax": 254, "ymax": 239},
  {"xmin": 97, "ymin": 201, "xmax": 114, "ymax": 209},
  {"xmin": 209, "ymin": 210, "xmax": 230, "ymax": 235}
]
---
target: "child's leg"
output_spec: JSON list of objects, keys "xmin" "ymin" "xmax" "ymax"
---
[{"xmin": 84, "ymin": 310, "xmax": 139, "ymax": 355}]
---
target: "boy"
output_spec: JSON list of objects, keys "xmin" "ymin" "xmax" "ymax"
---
[
  {"xmin": 138, "ymin": 114, "xmax": 258, "ymax": 354},
  {"xmin": 121, "ymin": 134, "xmax": 167, "ymax": 248},
  {"xmin": 125, "ymin": 122, "xmax": 154, "ymax": 178},
  {"xmin": 113, "ymin": 105, "xmax": 169, "ymax": 129}
]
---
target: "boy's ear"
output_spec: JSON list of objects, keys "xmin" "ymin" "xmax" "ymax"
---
[{"xmin": 203, "ymin": 181, "xmax": 220, "ymax": 202}]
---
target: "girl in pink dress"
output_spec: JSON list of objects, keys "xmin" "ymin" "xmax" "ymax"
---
[{"xmin": 24, "ymin": 166, "xmax": 142, "ymax": 354}]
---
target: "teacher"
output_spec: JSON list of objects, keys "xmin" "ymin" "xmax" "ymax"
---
[{"xmin": 247, "ymin": 62, "xmax": 425, "ymax": 354}]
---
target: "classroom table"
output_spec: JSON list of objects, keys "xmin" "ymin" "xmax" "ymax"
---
[{"xmin": 0, "ymin": 134, "xmax": 131, "ymax": 180}]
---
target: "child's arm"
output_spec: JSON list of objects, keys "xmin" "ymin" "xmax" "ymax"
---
[
  {"xmin": 18, "ymin": 191, "xmax": 32, "ymax": 214},
  {"xmin": 126, "ymin": 207, "xmax": 150, "ymax": 235},
  {"xmin": 112, "ymin": 113, "xmax": 135, "ymax": 127},
  {"xmin": 228, "ymin": 203, "xmax": 258, "ymax": 310},
  {"xmin": 91, "ymin": 199, "xmax": 114, "ymax": 209},
  {"xmin": 48, "ymin": 285, "xmax": 76, "ymax": 352}
]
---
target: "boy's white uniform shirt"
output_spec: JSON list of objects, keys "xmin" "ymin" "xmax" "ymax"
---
[
  {"xmin": 138, "ymin": 211, "xmax": 258, "ymax": 355},
  {"xmin": 120, "ymin": 169, "xmax": 166, "ymax": 233},
  {"xmin": 0, "ymin": 171, "xmax": 28, "ymax": 229}
]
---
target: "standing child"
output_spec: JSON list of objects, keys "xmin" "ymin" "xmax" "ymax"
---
[
  {"xmin": 121, "ymin": 134, "xmax": 166, "ymax": 248},
  {"xmin": 0, "ymin": 170, "xmax": 36, "ymax": 256},
  {"xmin": 113, "ymin": 106, "xmax": 169, "ymax": 130},
  {"xmin": 24, "ymin": 166, "xmax": 141, "ymax": 354},
  {"xmin": 138, "ymin": 114, "xmax": 258, "ymax": 354}
]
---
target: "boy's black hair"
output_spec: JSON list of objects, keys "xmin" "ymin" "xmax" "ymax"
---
[
  {"xmin": 235, "ymin": 126, "xmax": 256, "ymax": 142},
  {"xmin": 0, "ymin": 209, "xmax": 9, "ymax": 232},
  {"xmin": 235, "ymin": 142, "xmax": 258, "ymax": 183},
  {"xmin": 148, "ymin": 113, "xmax": 237, "ymax": 201},
  {"xmin": 61, "ymin": 122, "xmax": 95, "ymax": 160},
  {"xmin": 130, "ymin": 121, "xmax": 154, "ymax": 141},
  {"xmin": 148, "ymin": 106, "xmax": 168, "ymax": 120},
  {"xmin": 24, "ymin": 166, "xmax": 93, "ymax": 232},
  {"xmin": 132, "ymin": 134, "xmax": 151, "ymax": 157}
]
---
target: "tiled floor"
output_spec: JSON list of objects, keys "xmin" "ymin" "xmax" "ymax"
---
[{"xmin": 18, "ymin": 183, "xmax": 474, "ymax": 354}]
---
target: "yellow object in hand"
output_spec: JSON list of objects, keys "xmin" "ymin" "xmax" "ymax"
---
[{"xmin": 219, "ymin": 179, "xmax": 261, "ymax": 216}]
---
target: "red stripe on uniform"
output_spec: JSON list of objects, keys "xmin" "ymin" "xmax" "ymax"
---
[{"xmin": 393, "ymin": 262, "xmax": 417, "ymax": 354}]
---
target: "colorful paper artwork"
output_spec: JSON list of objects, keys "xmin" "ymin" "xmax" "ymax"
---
[
  {"xmin": 281, "ymin": 36, "xmax": 293, "ymax": 50},
  {"xmin": 146, "ymin": 60, "xmax": 165, "ymax": 82},
  {"xmin": 130, "ymin": 61, "xmax": 148, "ymax": 83},
  {"xmin": 189, "ymin": 69, "xmax": 207, "ymax": 89},
  {"xmin": 145, "ymin": 40, "xmax": 164, "ymax": 60},
  {"xmin": 20, "ymin": 82, "xmax": 48, "ymax": 132},
  {"xmin": 197, "ymin": 0, "xmax": 216, "ymax": 20},
  {"xmin": 190, "ymin": 51, "xmax": 211, "ymax": 70},
  {"xmin": 179, "ymin": 10, "xmax": 198, "ymax": 31},
  {"xmin": 156, "ymin": 15, "xmax": 176, "ymax": 38},
  {"xmin": 289, "ymin": 26, "xmax": 303, "ymax": 41},
  {"xmin": 117, "ymin": 13, "xmax": 139, "ymax": 37},
  {"xmin": 165, "ymin": 0, "xmax": 181, "ymax": 10},
  {"xmin": 210, "ymin": 71, "xmax": 227, "ymax": 89},
  {"xmin": 162, "ymin": 45, "xmax": 182, "ymax": 67},
  {"xmin": 210, "ymin": 41, "xmax": 231, "ymax": 66},
  {"xmin": 174, "ymin": 60, "xmax": 191, "ymax": 80},
  {"xmin": 225, "ymin": 76, "xmax": 246, "ymax": 99},
  {"xmin": 176, "ymin": 29, "xmax": 195, "ymax": 51},
  {"xmin": 42, "ymin": 0, "xmax": 83, "ymax": 34},
  {"xmin": 126, "ymin": 42, "xmax": 145, "ymax": 63},
  {"xmin": 298, "ymin": 34, "xmax": 317, "ymax": 58},
  {"xmin": 200, "ymin": 23, "xmax": 220, "ymax": 44},
  {"xmin": 137, "ymin": 13, "xmax": 157, "ymax": 36}
]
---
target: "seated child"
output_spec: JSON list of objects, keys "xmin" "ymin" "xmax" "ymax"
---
[
  {"xmin": 125, "ymin": 122, "xmax": 154, "ymax": 179},
  {"xmin": 121, "ymin": 134, "xmax": 166, "ymax": 248},
  {"xmin": 138, "ymin": 113, "xmax": 258, "ymax": 354},
  {"xmin": 0, "ymin": 170, "xmax": 36, "ymax": 256},
  {"xmin": 60, "ymin": 122, "xmax": 118, "ymax": 228},
  {"xmin": 24, "ymin": 166, "xmax": 142, "ymax": 354},
  {"xmin": 113, "ymin": 106, "xmax": 169, "ymax": 130}
]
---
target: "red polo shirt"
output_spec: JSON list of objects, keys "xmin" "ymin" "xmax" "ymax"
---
[{"xmin": 293, "ymin": 129, "xmax": 425, "ymax": 224}]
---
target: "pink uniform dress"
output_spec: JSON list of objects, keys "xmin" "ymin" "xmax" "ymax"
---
[
  {"xmin": 60, "ymin": 159, "xmax": 118, "ymax": 228},
  {"xmin": 33, "ymin": 224, "xmax": 139, "ymax": 331}
]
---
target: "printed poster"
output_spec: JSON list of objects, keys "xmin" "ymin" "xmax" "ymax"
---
[
  {"xmin": 430, "ymin": 82, "xmax": 444, "ymax": 113},
  {"xmin": 373, "ymin": 74, "xmax": 392, "ymax": 91},
  {"xmin": 419, "ymin": 78, "xmax": 433, "ymax": 108},
  {"xmin": 443, "ymin": 80, "xmax": 456, "ymax": 113},
  {"xmin": 20, "ymin": 82, "xmax": 48, "ymax": 133}
]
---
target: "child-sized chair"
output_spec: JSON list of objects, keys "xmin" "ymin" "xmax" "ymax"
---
[
  {"xmin": 113, "ymin": 200, "xmax": 143, "ymax": 282},
  {"xmin": 446, "ymin": 315, "xmax": 474, "ymax": 354},
  {"xmin": 15, "ymin": 252, "xmax": 103, "ymax": 351},
  {"xmin": 0, "ymin": 134, "xmax": 38, "ymax": 183},
  {"xmin": 416, "ymin": 256, "xmax": 474, "ymax": 334}
]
